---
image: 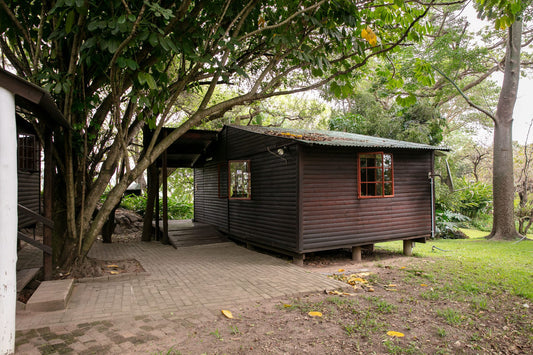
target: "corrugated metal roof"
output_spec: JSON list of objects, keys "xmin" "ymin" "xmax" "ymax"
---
[{"xmin": 229, "ymin": 125, "xmax": 450, "ymax": 151}]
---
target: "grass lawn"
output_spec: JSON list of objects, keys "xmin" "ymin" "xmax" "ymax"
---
[{"xmin": 376, "ymin": 229, "xmax": 533, "ymax": 300}]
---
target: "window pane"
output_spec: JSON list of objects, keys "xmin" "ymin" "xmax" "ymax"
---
[
  {"xmin": 375, "ymin": 183, "xmax": 383, "ymax": 196},
  {"xmin": 384, "ymin": 154, "xmax": 392, "ymax": 168},
  {"xmin": 384, "ymin": 168, "xmax": 392, "ymax": 181},
  {"xmin": 229, "ymin": 161, "xmax": 250, "ymax": 199},
  {"xmin": 384, "ymin": 183, "xmax": 393, "ymax": 196},
  {"xmin": 361, "ymin": 183, "xmax": 368, "ymax": 196},
  {"xmin": 375, "ymin": 153, "xmax": 383, "ymax": 167},
  {"xmin": 375, "ymin": 168, "xmax": 382, "ymax": 182}
]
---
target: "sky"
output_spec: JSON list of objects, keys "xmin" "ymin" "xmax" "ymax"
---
[{"xmin": 465, "ymin": 3, "xmax": 533, "ymax": 145}]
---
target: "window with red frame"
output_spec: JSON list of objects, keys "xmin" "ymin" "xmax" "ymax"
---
[{"xmin": 358, "ymin": 152, "xmax": 394, "ymax": 198}]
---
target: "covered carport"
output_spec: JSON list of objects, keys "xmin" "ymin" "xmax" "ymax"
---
[{"xmin": 142, "ymin": 127, "xmax": 219, "ymax": 245}]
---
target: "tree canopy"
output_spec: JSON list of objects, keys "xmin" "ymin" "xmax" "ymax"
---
[{"xmin": 1, "ymin": 0, "xmax": 446, "ymax": 267}]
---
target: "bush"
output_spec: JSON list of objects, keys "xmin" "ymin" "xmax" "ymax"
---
[
  {"xmin": 120, "ymin": 192, "xmax": 193, "ymax": 220},
  {"xmin": 436, "ymin": 177, "xmax": 492, "ymax": 218},
  {"xmin": 435, "ymin": 210, "xmax": 470, "ymax": 239}
]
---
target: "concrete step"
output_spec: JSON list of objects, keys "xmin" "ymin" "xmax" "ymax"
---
[
  {"xmin": 17, "ymin": 267, "xmax": 41, "ymax": 292},
  {"xmin": 26, "ymin": 279, "xmax": 74, "ymax": 312}
]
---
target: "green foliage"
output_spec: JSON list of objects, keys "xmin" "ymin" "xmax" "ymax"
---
[
  {"xmin": 435, "ymin": 177, "xmax": 492, "ymax": 218},
  {"xmin": 435, "ymin": 210, "xmax": 470, "ymax": 239},
  {"xmin": 120, "ymin": 169, "xmax": 194, "ymax": 219},
  {"xmin": 328, "ymin": 92, "xmax": 445, "ymax": 145}
]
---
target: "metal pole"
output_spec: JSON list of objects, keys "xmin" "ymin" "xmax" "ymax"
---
[{"xmin": 0, "ymin": 87, "xmax": 18, "ymax": 355}]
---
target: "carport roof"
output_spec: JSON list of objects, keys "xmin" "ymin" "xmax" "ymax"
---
[{"xmin": 144, "ymin": 127, "xmax": 219, "ymax": 168}]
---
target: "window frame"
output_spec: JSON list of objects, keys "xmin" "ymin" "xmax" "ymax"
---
[
  {"xmin": 18, "ymin": 133, "xmax": 40, "ymax": 172},
  {"xmin": 228, "ymin": 160, "xmax": 251, "ymax": 200},
  {"xmin": 357, "ymin": 152, "xmax": 394, "ymax": 199}
]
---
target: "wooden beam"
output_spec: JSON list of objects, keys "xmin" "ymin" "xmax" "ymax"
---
[
  {"xmin": 17, "ymin": 232, "xmax": 52, "ymax": 255},
  {"xmin": 42, "ymin": 132, "xmax": 53, "ymax": 280},
  {"xmin": 162, "ymin": 130, "xmax": 169, "ymax": 245},
  {"xmin": 17, "ymin": 204, "xmax": 54, "ymax": 228}
]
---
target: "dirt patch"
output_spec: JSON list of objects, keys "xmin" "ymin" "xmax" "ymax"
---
[
  {"xmin": 168, "ymin": 256, "xmax": 532, "ymax": 355},
  {"xmin": 61, "ymin": 257, "xmax": 145, "ymax": 279}
]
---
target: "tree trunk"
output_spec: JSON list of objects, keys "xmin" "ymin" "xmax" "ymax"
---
[
  {"xmin": 487, "ymin": 20, "xmax": 523, "ymax": 241},
  {"xmin": 142, "ymin": 163, "xmax": 159, "ymax": 241},
  {"xmin": 101, "ymin": 205, "xmax": 119, "ymax": 243}
]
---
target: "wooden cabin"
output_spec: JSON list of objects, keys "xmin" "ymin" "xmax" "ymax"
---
[
  {"xmin": 16, "ymin": 115, "xmax": 41, "ymax": 229},
  {"xmin": 193, "ymin": 125, "xmax": 447, "ymax": 262},
  {"xmin": 0, "ymin": 68, "xmax": 69, "ymax": 279}
]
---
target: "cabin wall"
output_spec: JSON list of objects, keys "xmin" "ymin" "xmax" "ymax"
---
[
  {"xmin": 300, "ymin": 146, "xmax": 432, "ymax": 252},
  {"xmin": 194, "ymin": 126, "xmax": 299, "ymax": 252},
  {"xmin": 17, "ymin": 171, "xmax": 40, "ymax": 228}
]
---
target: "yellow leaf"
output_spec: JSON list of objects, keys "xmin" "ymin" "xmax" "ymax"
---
[
  {"xmin": 361, "ymin": 27, "xmax": 368, "ymax": 40},
  {"xmin": 400, "ymin": 266, "xmax": 406, "ymax": 269},
  {"xmin": 283, "ymin": 304, "xmax": 292, "ymax": 308},
  {"xmin": 308, "ymin": 311, "xmax": 323, "ymax": 317},
  {"xmin": 420, "ymin": 284, "xmax": 428, "ymax": 287},
  {"xmin": 221, "ymin": 310, "xmax": 234, "ymax": 319},
  {"xmin": 338, "ymin": 269, "xmax": 345, "ymax": 272},
  {"xmin": 107, "ymin": 264, "xmax": 119, "ymax": 268},
  {"xmin": 109, "ymin": 271, "xmax": 119, "ymax": 275},
  {"xmin": 387, "ymin": 331, "xmax": 405, "ymax": 337},
  {"xmin": 367, "ymin": 287, "xmax": 375, "ymax": 292},
  {"xmin": 386, "ymin": 284, "xmax": 397, "ymax": 288},
  {"xmin": 328, "ymin": 290, "xmax": 343, "ymax": 295},
  {"xmin": 361, "ymin": 26, "xmax": 377, "ymax": 46}
]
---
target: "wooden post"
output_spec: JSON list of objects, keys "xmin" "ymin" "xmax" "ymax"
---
[
  {"xmin": 43, "ymin": 132, "xmax": 53, "ymax": 280},
  {"xmin": 352, "ymin": 246, "xmax": 362, "ymax": 262},
  {"xmin": 0, "ymin": 87, "xmax": 17, "ymax": 355},
  {"xmin": 161, "ymin": 131, "xmax": 169, "ymax": 245},
  {"xmin": 156, "ymin": 177, "xmax": 160, "ymax": 241},
  {"xmin": 403, "ymin": 240, "xmax": 413, "ymax": 256},
  {"xmin": 142, "ymin": 162, "xmax": 158, "ymax": 242}
]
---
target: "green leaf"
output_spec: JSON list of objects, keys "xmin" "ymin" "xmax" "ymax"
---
[
  {"xmin": 53, "ymin": 82, "xmax": 62, "ymax": 94},
  {"xmin": 145, "ymin": 73, "xmax": 157, "ymax": 89},
  {"xmin": 65, "ymin": 10, "xmax": 75, "ymax": 34},
  {"xmin": 149, "ymin": 32, "xmax": 159, "ymax": 47}
]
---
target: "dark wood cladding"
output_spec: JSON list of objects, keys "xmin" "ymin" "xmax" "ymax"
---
[
  {"xmin": 18, "ymin": 170, "xmax": 40, "ymax": 228},
  {"xmin": 300, "ymin": 146, "xmax": 432, "ymax": 252},
  {"xmin": 194, "ymin": 126, "xmax": 299, "ymax": 252},
  {"xmin": 194, "ymin": 125, "xmax": 436, "ymax": 257}
]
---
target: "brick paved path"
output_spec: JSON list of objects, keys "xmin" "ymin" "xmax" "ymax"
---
[{"xmin": 15, "ymin": 241, "xmax": 344, "ymax": 353}]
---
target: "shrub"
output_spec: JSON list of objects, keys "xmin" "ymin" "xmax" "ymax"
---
[{"xmin": 435, "ymin": 210, "xmax": 470, "ymax": 239}]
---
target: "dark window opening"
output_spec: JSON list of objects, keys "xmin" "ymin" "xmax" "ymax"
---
[{"xmin": 18, "ymin": 134, "xmax": 40, "ymax": 172}]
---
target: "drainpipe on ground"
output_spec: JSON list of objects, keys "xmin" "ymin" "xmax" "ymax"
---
[{"xmin": 0, "ymin": 87, "xmax": 18, "ymax": 355}]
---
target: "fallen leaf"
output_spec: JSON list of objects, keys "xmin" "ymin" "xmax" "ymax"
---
[
  {"xmin": 221, "ymin": 310, "xmax": 234, "ymax": 319},
  {"xmin": 106, "ymin": 264, "xmax": 119, "ymax": 268},
  {"xmin": 367, "ymin": 287, "xmax": 375, "ymax": 292},
  {"xmin": 420, "ymin": 284, "xmax": 428, "ymax": 287},
  {"xmin": 308, "ymin": 311, "xmax": 323, "ymax": 317},
  {"xmin": 109, "ymin": 271, "xmax": 119, "ymax": 275},
  {"xmin": 328, "ymin": 290, "xmax": 343, "ymax": 295},
  {"xmin": 400, "ymin": 266, "xmax": 406, "ymax": 269},
  {"xmin": 283, "ymin": 304, "xmax": 292, "ymax": 308},
  {"xmin": 386, "ymin": 284, "xmax": 397, "ymax": 288},
  {"xmin": 387, "ymin": 331, "xmax": 405, "ymax": 337},
  {"xmin": 338, "ymin": 269, "xmax": 345, "ymax": 272}
]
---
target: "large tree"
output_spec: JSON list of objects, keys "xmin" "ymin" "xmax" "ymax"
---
[{"xmin": 0, "ymin": 0, "xmax": 446, "ymax": 268}]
